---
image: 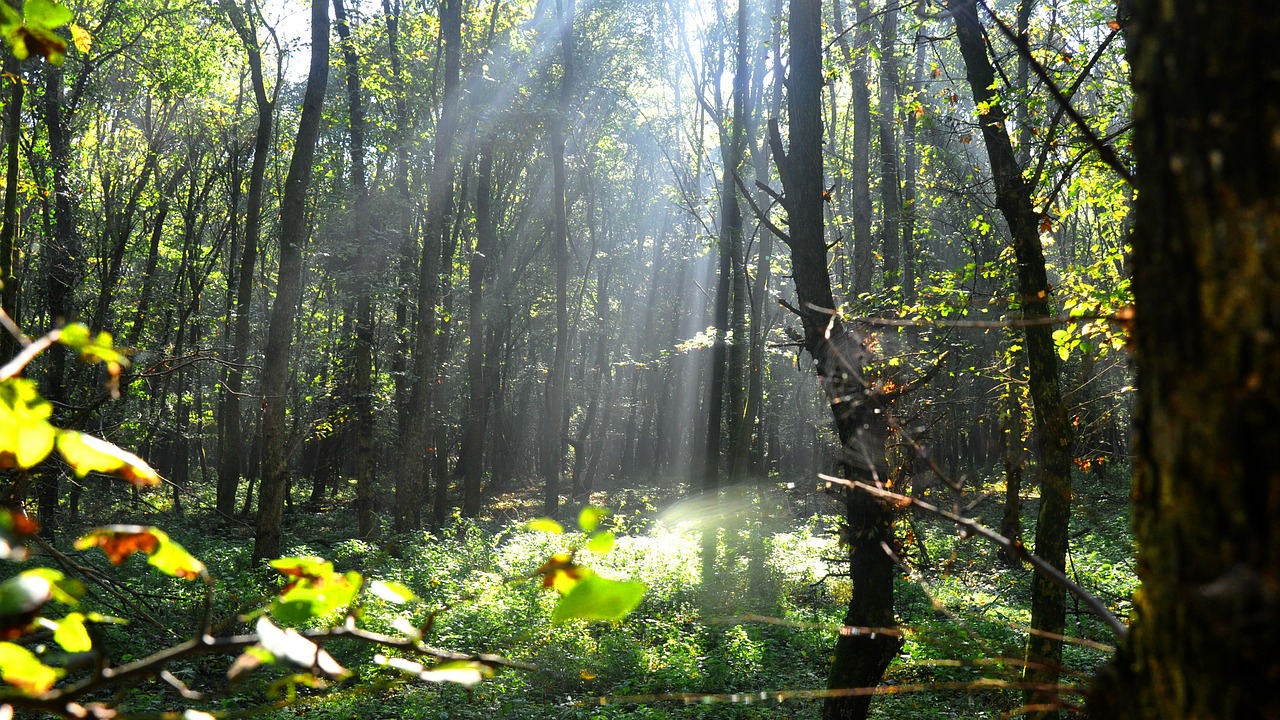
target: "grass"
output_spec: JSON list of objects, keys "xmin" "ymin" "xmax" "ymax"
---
[{"xmin": 15, "ymin": 464, "xmax": 1136, "ymax": 719}]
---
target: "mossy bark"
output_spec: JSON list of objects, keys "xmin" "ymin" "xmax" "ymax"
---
[{"xmin": 1089, "ymin": 1, "xmax": 1280, "ymax": 717}]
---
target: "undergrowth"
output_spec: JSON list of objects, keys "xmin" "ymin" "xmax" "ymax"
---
[{"xmin": 20, "ymin": 465, "xmax": 1136, "ymax": 719}]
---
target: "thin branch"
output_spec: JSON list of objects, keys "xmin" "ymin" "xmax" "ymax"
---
[
  {"xmin": 819, "ymin": 473, "xmax": 1127, "ymax": 638},
  {"xmin": 977, "ymin": 0, "xmax": 1133, "ymax": 184}
]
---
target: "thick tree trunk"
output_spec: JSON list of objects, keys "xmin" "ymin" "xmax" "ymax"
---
[
  {"xmin": 948, "ymin": 2, "xmax": 1075, "ymax": 710},
  {"xmin": 253, "ymin": 0, "xmax": 329, "ymax": 563},
  {"xmin": 1089, "ymin": 2, "xmax": 1280, "ymax": 717},
  {"xmin": 774, "ymin": 2, "xmax": 900, "ymax": 718}
]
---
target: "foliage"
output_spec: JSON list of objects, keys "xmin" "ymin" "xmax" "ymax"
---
[{"xmin": 0, "ymin": 318, "xmax": 646, "ymax": 717}]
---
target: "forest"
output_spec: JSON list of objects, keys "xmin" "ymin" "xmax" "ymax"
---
[{"xmin": 1, "ymin": 0, "xmax": 1277, "ymax": 718}]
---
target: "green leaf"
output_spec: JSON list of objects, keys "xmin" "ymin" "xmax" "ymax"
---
[
  {"xmin": 0, "ymin": 379, "xmax": 56, "ymax": 470},
  {"xmin": 0, "ymin": 641, "xmax": 62, "ymax": 693},
  {"xmin": 269, "ymin": 559, "xmax": 360, "ymax": 624},
  {"xmin": 577, "ymin": 506, "xmax": 606, "ymax": 533},
  {"xmin": 22, "ymin": 568, "xmax": 83, "ymax": 604},
  {"xmin": 585, "ymin": 531, "xmax": 615, "ymax": 555},
  {"xmin": 527, "ymin": 518, "xmax": 563, "ymax": 534},
  {"xmin": 0, "ymin": 3, "xmax": 21, "ymax": 33},
  {"xmin": 51, "ymin": 612, "xmax": 91, "ymax": 652},
  {"xmin": 57, "ymin": 430, "xmax": 161, "ymax": 486},
  {"xmin": 552, "ymin": 575, "xmax": 645, "ymax": 624},
  {"xmin": 368, "ymin": 580, "xmax": 418, "ymax": 605},
  {"xmin": 23, "ymin": 0, "xmax": 73, "ymax": 30}
]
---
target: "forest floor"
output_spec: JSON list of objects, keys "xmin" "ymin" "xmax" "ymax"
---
[{"xmin": 44, "ymin": 466, "xmax": 1136, "ymax": 719}]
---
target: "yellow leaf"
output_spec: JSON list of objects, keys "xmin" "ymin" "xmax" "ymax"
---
[
  {"xmin": 69, "ymin": 24, "xmax": 90, "ymax": 53},
  {"xmin": 57, "ymin": 430, "xmax": 160, "ymax": 485}
]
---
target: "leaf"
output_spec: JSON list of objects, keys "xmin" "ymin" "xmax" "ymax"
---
[
  {"xmin": 0, "ymin": 574, "xmax": 52, "ymax": 639},
  {"xmin": 57, "ymin": 430, "xmax": 160, "ymax": 486},
  {"xmin": 255, "ymin": 617, "xmax": 349, "ymax": 679},
  {"xmin": 585, "ymin": 531, "xmax": 615, "ymax": 555},
  {"xmin": 536, "ymin": 553, "xmax": 588, "ymax": 593},
  {"xmin": 368, "ymin": 580, "xmax": 418, "ymax": 605},
  {"xmin": 577, "ymin": 506, "xmax": 606, "ymax": 533},
  {"xmin": 269, "ymin": 558, "xmax": 360, "ymax": 624},
  {"xmin": 0, "ymin": 379, "xmax": 56, "ymax": 470},
  {"xmin": 552, "ymin": 576, "xmax": 646, "ymax": 624},
  {"xmin": 75, "ymin": 526, "xmax": 205, "ymax": 579},
  {"xmin": 22, "ymin": 568, "xmax": 84, "ymax": 605},
  {"xmin": 0, "ymin": 4, "xmax": 20, "ymax": 32},
  {"xmin": 22, "ymin": 0, "xmax": 73, "ymax": 30},
  {"xmin": 0, "ymin": 509, "xmax": 38, "ymax": 561},
  {"xmin": 51, "ymin": 612, "xmax": 91, "ymax": 652},
  {"xmin": 0, "ymin": 641, "xmax": 62, "ymax": 693},
  {"xmin": 527, "ymin": 518, "xmax": 563, "ymax": 534},
  {"xmin": 69, "ymin": 23, "xmax": 90, "ymax": 53},
  {"xmin": 375, "ymin": 655, "xmax": 493, "ymax": 688}
]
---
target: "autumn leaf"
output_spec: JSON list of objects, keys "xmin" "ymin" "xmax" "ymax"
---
[
  {"xmin": 75, "ymin": 526, "xmax": 205, "ymax": 579},
  {"xmin": 0, "ymin": 509, "xmax": 38, "ymax": 562},
  {"xmin": 536, "ymin": 552, "xmax": 588, "ymax": 592},
  {"xmin": 268, "ymin": 557, "xmax": 360, "ymax": 624},
  {"xmin": 57, "ymin": 430, "xmax": 160, "ymax": 486}
]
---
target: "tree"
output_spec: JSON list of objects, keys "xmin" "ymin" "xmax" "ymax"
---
[
  {"xmin": 541, "ymin": 0, "xmax": 574, "ymax": 516},
  {"xmin": 771, "ymin": 0, "xmax": 900, "ymax": 717},
  {"xmin": 1088, "ymin": 1, "xmax": 1280, "ymax": 717},
  {"xmin": 253, "ymin": 0, "xmax": 329, "ymax": 563},
  {"xmin": 947, "ymin": 0, "xmax": 1076, "ymax": 705},
  {"xmin": 395, "ymin": 0, "xmax": 464, "ymax": 532},
  {"xmin": 217, "ymin": 0, "xmax": 281, "ymax": 522}
]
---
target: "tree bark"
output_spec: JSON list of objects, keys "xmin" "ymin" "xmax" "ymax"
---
[
  {"xmin": 877, "ymin": 3, "xmax": 903, "ymax": 291},
  {"xmin": 462, "ymin": 141, "xmax": 495, "ymax": 518},
  {"xmin": 773, "ymin": 1, "xmax": 900, "ymax": 718},
  {"xmin": 948, "ymin": 1, "xmax": 1075, "ymax": 711},
  {"xmin": 542, "ymin": 0, "xmax": 574, "ymax": 516},
  {"xmin": 395, "ymin": 0, "xmax": 464, "ymax": 532},
  {"xmin": 333, "ymin": 0, "xmax": 377, "ymax": 539},
  {"xmin": 218, "ymin": 0, "xmax": 278, "ymax": 520},
  {"xmin": 1, "ymin": 58, "xmax": 22, "ymax": 360},
  {"xmin": 253, "ymin": 0, "xmax": 329, "ymax": 563},
  {"xmin": 1089, "ymin": 1, "xmax": 1280, "ymax": 717}
]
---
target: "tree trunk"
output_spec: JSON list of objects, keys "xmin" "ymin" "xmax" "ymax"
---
[
  {"xmin": 1, "ymin": 58, "xmax": 23, "ymax": 359},
  {"xmin": 773, "ymin": 1, "xmax": 900, "ymax": 718},
  {"xmin": 948, "ymin": 1, "xmax": 1075, "ymax": 711},
  {"xmin": 462, "ymin": 141, "xmax": 495, "ymax": 518},
  {"xmin": 395, "ymin": 0, "xmax": 463, "ymax": 533},
  {"xmin": 253, "ymin": 0, "xmax": 329, "ymax": 563},
  {"xmin": 334, "ymin": 0, "xmax": 377, "ymax": 539},
  {"xmin": 878, "ymin": 3, "xmax": 903, "ymax": 292},
  {"xmin": 1089, "ymin": 1, "xmax": 1280, "ymax": 717},
  {"xmin": 833, "ymin": 0, "xmax": 873, "ymax": 297},
  {"xmin": 218, "ymin": 0, "xmax": 277, "ymax": 520},
  {"xmin": 542, "ymin": 0, "xmax": 574, "ymax": 516}
]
